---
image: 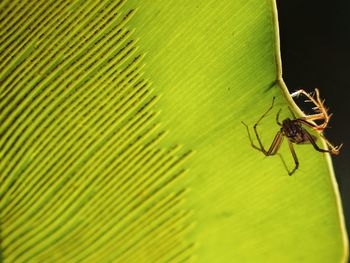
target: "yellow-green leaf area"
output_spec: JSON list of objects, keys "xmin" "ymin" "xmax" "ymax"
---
[
  {"xmin": 124, "ymin": 0, "xmax": 348, "ymax": 262},
  {"xmin": 0, "ymin": 0, "xmax": 348, "ymax": 262}
]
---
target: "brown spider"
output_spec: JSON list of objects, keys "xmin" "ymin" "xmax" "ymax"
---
[{"xmin": 242, "ymin": 90, "xmax": 342, "ymax": 175}]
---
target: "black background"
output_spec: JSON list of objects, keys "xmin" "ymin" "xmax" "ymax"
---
[{"xmin": 277, "ymin": 0, "xmax": 350, "ymax": 240}]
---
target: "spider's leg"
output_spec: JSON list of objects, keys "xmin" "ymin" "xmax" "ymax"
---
[
  {"xmin": 255, "ymin": 97, "xmax": 275, "ymax": 126},
  {"xmin": 290, "ymin": 89, "xmax": 307, "ymax": 98},
  {"xmin": 241, "ymin": 121, "xmax": 264, "ymax": 152},
  {"xmin": 266, "ymin": 131, "xmax": 284, "ymax": 155},
  {"xmin": 254, "ymin": 98, "xmax": 285, "ymax": 155},
  {"xmin": 303, "ymin": 130, "xmax": 331, "ymax": 153},
  {"xmin": 250, "ymin": 97, "xmax": 277, "ymax": 152},
  {"xmin": 276, "ymin": 109, "xmax": 282, "ymax": 126},
  {"xmin": 297, "ymin": 123, "xmax": 342, "ymax": 154},
  {"xmin": 297, "ymin": 119, "xmax": 319, "ymax": 129},
  {"xmin": 319, "ymin": 133, "xmax": 343, "ymax": 155},
  {"xmin": 243, "ymin": 97, "xmax": 285, "ymax": 156},
  {"xmin": 287, "ymin": 140, "xmax": 299, "ymax": 176},
  {"xmin": 296, "ymin": 118, "xmax": 328, "ymax": 132},
  {"xmin": 291, "ymin": 88, "xmax": 331, "ymax": 132},
  {"xmin": 315, "ymin": 88, "xmax": 322, "ymax": 104},
  {"xmin": 241, "ymin": 122, "xmax": 283, "ymax": 156},
  {"xmin": 253, "ymin": 126, "xmax": 283, "ymax": 155}
]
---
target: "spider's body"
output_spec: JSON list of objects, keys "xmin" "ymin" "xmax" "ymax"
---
[
  {"xmin": 242, "ymin": 89, "xmax": 342, "ymax": 175},
  {"xmin": 281, "ymin": 118, "xmax": 306, "ymax": 144}
]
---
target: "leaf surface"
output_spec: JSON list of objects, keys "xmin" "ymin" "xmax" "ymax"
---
[{"xmin": 0, "ymin": 0, "xmax": 347, "ymax": 262}]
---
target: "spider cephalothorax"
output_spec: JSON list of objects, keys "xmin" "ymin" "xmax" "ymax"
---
[
  {"xmin": 242, "ymin": 89, "xmax": 342, "ymax": 175},
  {"xmin": 281, "ymin": 118, "xmax": 306, "ymax": 143}
]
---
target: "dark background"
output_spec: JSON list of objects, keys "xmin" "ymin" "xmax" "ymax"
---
[{"xmin": 277, "ymin": 0, "xmax": 350, "ymax": 241}]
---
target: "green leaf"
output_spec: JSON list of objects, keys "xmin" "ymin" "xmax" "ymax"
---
[{"xmin": 0, "ymin": 0, "xmax": 348, "ymax": 262}]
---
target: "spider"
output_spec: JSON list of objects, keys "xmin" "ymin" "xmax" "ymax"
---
[{"xmin": 242, "ymin": 89, "xmax": 342, "ymax": 175}]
